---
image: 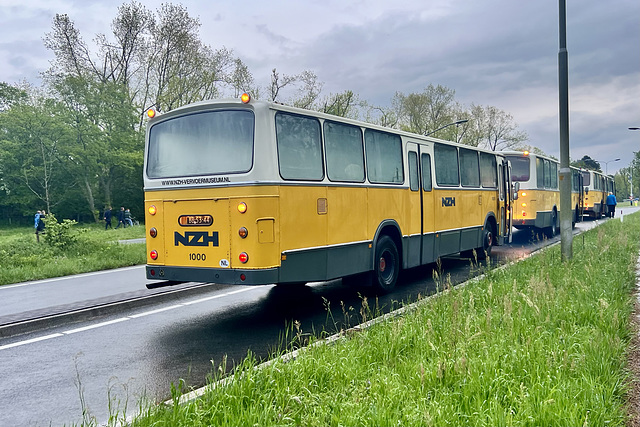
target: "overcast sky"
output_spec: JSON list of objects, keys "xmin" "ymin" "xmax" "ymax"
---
[{"xmin": 1, "ymin": 0, "xmax": 638, "ymax": 174}]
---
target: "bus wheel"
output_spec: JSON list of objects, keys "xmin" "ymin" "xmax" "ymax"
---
[
  {"xmin": 373, "ymin": 235, "xmax": 400, "ymax": 292},
  {"xmin": 476, "ymin": 224, "xmax": 494, "ymax": 260}
]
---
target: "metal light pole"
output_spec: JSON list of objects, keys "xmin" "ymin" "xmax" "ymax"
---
[
  {"xmin": 424, "ymin": 119, "xmax": 469, "ymax": 137},
  {"xmin": 558, "ymin": 0, "xmax": 572, "ymax": 261},
  {"xmin": 595, "ymin": 158, "xmax": 620, "ymax": 175},
  {"xmin": 630, "ymin": 128, "xmax": 639, "ymax": 199}
]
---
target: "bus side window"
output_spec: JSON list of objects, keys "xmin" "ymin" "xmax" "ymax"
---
[
  {"xmin": 480, "ymin": 152, "xmax": 498, "ymax": 188},
  {"xmin": 364, "ymin": 129, "xmax": 403, "ymax": 184},
  {"xmin": 421, "ymin": 153, "xmax": 432, "ymax": 191},
  {"xmin": 536, "ymin": 157, "xmax": 544, "ymax": 188},
  {"xmin": 434, "ymin": 144, "xmax": 459, "ymax": 186},
  {"xmin": 460, "ymin": 148, "xmax": 480, "ymax": 187},
  {"xmin": 275, "ymin": 112, "xmax": 324, "ymax": 181},
  {"xmin": 324, "ymin": 121, "xmax": 365, "ymax": 182},
  {"xmin": 408, "ymin": 151, "xmax": 419, "ymax": 191}
]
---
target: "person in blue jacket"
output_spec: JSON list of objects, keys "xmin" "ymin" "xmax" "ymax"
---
[{"xmin": 606, "ymin": 192, "xmax": 617, "ymax": 218}]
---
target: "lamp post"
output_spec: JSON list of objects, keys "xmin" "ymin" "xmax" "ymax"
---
[
  {"xmin": 630, "ymin": 127, "xmax": 639, "ymax": 199},
  {"xmin": 424, "ymin": 119, "xmax": 469, "ymax": 137},
  {"xmin": 595, "ymin": 158, "xmax": 620, "ymax": 175}
]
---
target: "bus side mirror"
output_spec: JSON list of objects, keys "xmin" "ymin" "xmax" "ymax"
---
[{"xmin": 512, "ymin": 182, "xmax": 520, "ymax": 200}]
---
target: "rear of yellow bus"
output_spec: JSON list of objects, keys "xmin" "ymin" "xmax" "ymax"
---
[{"xmin": 143, "ymin": 98, "xmax": 280, "ymax": 285}]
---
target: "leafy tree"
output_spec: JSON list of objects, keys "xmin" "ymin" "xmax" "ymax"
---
[
  {"xmin": 394, "ymin": 84, "xmax": 457, "ymax": 136},
  {"xmin": 319, "ymin": 90, "xmax": 358, "ymax": 118},
  {"xmin": 571, "ymin": 155, "xmax": 601, "ymax": 172}
]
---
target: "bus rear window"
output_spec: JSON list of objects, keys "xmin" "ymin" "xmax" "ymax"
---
[
  {"xmin": 506, "ymin": 156, "xmax": 530, "ymax": 182},
  {"xmin": 146, "ymin": 110, "xmax": 254, "ymax": 179}
]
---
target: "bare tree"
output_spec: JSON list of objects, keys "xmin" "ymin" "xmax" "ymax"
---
[
  {"xmin": 268, "ymin": 68, "xmax": 297, "ymax": 102},
  {"xmin": 463, "ymin": 104, "xmax": 528, "ymax": 151}
]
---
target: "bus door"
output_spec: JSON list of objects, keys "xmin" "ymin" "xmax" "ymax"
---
[
  {"xmin": 499, "ymin": 158, "xmax": 513, "ymax": 244},
  {"xmin": 407, "ymin": 142, "xmax": 435, "ymax": 267}
]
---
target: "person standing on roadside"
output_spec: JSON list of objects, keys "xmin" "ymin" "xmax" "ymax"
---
[
  {"xmin": 104, "ymin": 206, "xmax": 113, "ymax": 230},
  {"xmin": 115, "ymin": 206, "xmax": 126, "ymax": 229},
  {"xmin": 606, "ymin": 192, "xmax": 617, "ymax": 218},
  {"xmin": 35, "ymin": 210, "xmax": 46, "ymax": 242},
  {"xmin": 34, "ymin": 210, "xmax": 41, "ymax": 241}
]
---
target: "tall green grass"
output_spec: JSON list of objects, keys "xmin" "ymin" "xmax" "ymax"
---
[
  {"xmin": 129, "ymin": 214, "xmax": 639, "ymax": 427},
  {"xmin": 0, "ymin": 224, "xmax": 146, "ymax": 286}
]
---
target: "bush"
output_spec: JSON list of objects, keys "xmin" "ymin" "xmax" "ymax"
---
[{"xmin": 43, "ymin": 213, "xmax": 78, "ymax": 250}]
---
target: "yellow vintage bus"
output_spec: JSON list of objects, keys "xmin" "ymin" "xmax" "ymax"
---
[
  {"xmin": 144, "ymin": 95, "xmax": 513, "ymax": 291},
  {"xmin": 504, "ymin": 151, "xmax": 564, "ymax": 236},
  {"xmin": 582, "ymin": 169, "xmax": 607, "ymax": 218},
  {"xmin": 571, "ymin": 166, "xmax": 585, "ymax": 224}
]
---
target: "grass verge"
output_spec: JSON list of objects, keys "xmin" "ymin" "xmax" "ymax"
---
[
  {"xmin": 0, "ymin": 223, "xmax": 145, "ymax": 286},
  {"xmin": 128, "ymin": 213, "xmax": 640, "ymax": 427}
]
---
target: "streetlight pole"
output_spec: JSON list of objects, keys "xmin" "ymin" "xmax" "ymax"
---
[
  {"xmin": 424, "ymin": 119, "xmax": 469, "ymax": 137},
  {"xmin": 630, "ymin": 128, "xmax": 639, "ymax": 199},
  {"xmin": 558, "ymin": 0, "xmax": 572, "ymax": 261},
  {"xmin": 595, "ymin": 158, "xmax": 620, "ymax": 175}
]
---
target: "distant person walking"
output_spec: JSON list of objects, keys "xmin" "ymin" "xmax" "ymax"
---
[
  {"xmin": 124, "ymin": 209, "xmax": 134, "ymax": 227},
  {"xmin": 104, "ymin": 207, "xmax": 113, "ymax": 230},
  {"xmin": 35, "ymin": 210, "xmax": 46, "ymax": 242},
  {"xmin": 606, "ymin": 192, "xmax": 617, "ymax": 218},
  {"xmin": 115, "ymin": 206, "xmax": 126, "ymax": 229}
]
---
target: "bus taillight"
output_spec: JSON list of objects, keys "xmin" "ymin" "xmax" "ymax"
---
[
  {"xmin": 150, "ymin": 250, "xmax": 158, "ymax": 260},
  {"xmin": 149, "ymin": 227, "xmax": 157, "ymax": 238},
  {"xmin": 239, "ymin": 252, "xmax": 249, "ymax": 263},
  {"xmin": 237, "ymin": 202, "xmax": 247, "ymax": 213},
  {"xmin": 148, "ymin": 205, "xmax": 157, "ymax": 215},
  {"xmin": 238, "ymin": 227, "xmax": 248, "ymax": 238}
]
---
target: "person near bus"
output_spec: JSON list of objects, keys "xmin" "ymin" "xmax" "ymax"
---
[{"xmin": 606, "ymin": 192, "xmax": 617, "ymax": 218}]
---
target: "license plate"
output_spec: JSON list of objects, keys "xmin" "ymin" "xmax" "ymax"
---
[{"xmin": 178, "ymin": 215, "xmax": 213, "ymax": 226}]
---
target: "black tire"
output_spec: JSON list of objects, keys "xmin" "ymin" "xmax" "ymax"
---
[
  {"xmin": 372, "ymin": 235, "xmax": 400, "ymax": 292},
  {"xmin": 476, "ymin": 223, "xmax": 494, "ymax": 260}
]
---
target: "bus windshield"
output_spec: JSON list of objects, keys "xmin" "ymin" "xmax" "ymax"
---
[
  {"xmin": 147, "ymin": 109, "xmax": 254, "ymax": 179},
  {"xmin": 506, "ymin": 156, "xmax": 530, "ymax": 182}
]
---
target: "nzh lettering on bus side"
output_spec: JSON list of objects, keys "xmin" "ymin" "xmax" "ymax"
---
[
  {"xmin": 174, "ymin": 231, "xmax": 219, "ymax": 247},
  {"xmin": 441, "ymin": 197, "xmax": 456, "ymax": 207}
]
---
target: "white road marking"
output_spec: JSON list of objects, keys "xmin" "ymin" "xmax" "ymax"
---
[
  {"xmin": 0, "ymin": 333, "xmax": 64, "ymax": 350},
  {"xmin": 63, "ymin": 318, "xmax": 130, "ymax": 334},
  {"xmin": 0, "ymin": 286, "xmax": 261, "ymax": 351}
]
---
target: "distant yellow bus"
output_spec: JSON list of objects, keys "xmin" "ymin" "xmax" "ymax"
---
[
  {"xmin": 144, "ymin": 95, "xmax": 513, "ymax": 291},
  {"xmin": 504, "ymin": 151, "xmax": 562, "ymax": 236},
  {"xmin": 582, "ymin": 169, "xmax": 608, "ymax": 218}
]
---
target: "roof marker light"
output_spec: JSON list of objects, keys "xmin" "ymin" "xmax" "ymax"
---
[
  {"xmin": 241, "ymin": 93, "xmax": 251, "ymax": 104},
  {"xmin": 147, "ymin": 108, "xmax": 156, "ymax": 119}
]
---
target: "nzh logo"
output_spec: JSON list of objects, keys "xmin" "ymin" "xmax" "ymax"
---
[
  {"xmin": 441, "ymin": 197, "xmax": 456, "ymax": 207},
  {"xmin": 174, "ymin": 231, "xmax": 219, "ymax": 247}
]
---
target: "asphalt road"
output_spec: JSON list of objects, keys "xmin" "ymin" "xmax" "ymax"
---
[{"xmin": 0, "ymin": 208, "xmax": 637, "ymax": 426}]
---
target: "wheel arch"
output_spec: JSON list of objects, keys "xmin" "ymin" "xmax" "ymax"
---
[{"xmin": 371, "ymin": 220, "xmax": 403, "ymax": 269}]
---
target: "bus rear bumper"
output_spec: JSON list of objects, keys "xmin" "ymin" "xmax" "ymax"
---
[{"xmin": 146, "ymin": 265, "xmax": 280, "ymax": 285}]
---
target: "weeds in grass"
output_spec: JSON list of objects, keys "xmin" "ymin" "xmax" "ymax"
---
[{"xmin": 122, "ymin": 214, "xmax": 640, "ymax": 426}]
